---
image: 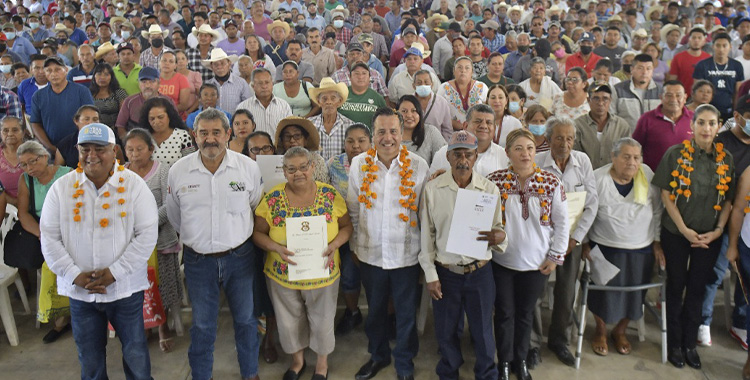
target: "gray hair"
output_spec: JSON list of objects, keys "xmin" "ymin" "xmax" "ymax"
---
[
  {"xmin": 194, "ymin": 108, "xmax": 231, "ymax": 131},
  {"xmin": 412, "ymin": 69, "xmax": 432, "ymax": 84},
  {"xmin": 517, "ymin": 32, "xmax": 530, "ymax": 41},
  {"xmin": 544, "ymin": 116, "xmax": 576, "ymax": 141},
  {"xmin": 250, "ymin": 67, "xmax": 272, "ymax": 82},
  {"xmin": 17, "ymin": 140, "xmax": 50, "ymax": 159},
  {"xmin": 465, "ymin": 104, "xmax": 495, "ymax": 123},
  {"xmin": 505, "ymin": 30, "xmax": 518, "ymax": 40},
  {"xmin": 78, "ymin": 44, "xmax": 94, "ymax": 55},
  {"xmin": 530, "ymin": 56, "xmax": 546, "ymax": 68},
  {"xmin": 612, "ymin": 137, "xmax": 642, "ymax": 157},
  {"xmin": 282, "ymin": 146, "xmax": 312, "ymax": 165},
  {"xmin": 1, "ymin": 115, "xmax": 23, "ymax": 127}
]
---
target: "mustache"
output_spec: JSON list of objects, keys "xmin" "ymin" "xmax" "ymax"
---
[
  {"xmin": 201, "ymin": 142, "xmax": 220, "ymax": 148},
  {"xmin": 455, "ymin": 163, "xmax": 471, "ymax": 170}
]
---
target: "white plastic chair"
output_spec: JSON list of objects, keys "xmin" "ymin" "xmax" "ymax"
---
[{"xmin": 0, "ymin": 204, "xmax": 31, "ymax": 346}]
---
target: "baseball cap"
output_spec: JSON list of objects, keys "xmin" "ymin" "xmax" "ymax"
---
[
  {"xmin": 224, "ymin": 19, "xmax": 238, "ymax": 28},
  {"xmin": 358, "ymin": 33, "xmax": 374, "ymax": 45},
  {"xmin": 549, "ymin": 21, "xmax": 561, "ymax": 29},
  {"xmin": 138, "ymin": 66, "xmax": 160, "ymax": 81},
  {"xmin": 97, "ymin": 22, "xmax": 111, "ymax": 29},
  {"xmin": 117, "ymin": 42, "xmax": 134, "ymax": 53},
  {"xmin": 737, "ymin": 94, "xmax": 750, "ymax": 114},
  {"xmin": 403, "ymin": 27, "xmax": 417, "ymax": 36},
  {"xmin": 447, "ymin": 130, "xmax": 478, "ymax": 151},
  {"xmin": 350, "ymin": 61, "xmax": 369, "ymax": 72},
  {"xmin": 589, "ymin": 82, "xmax": 612, "ymax": 95},
  {"xmin": 77, "ymin": 123, "xmax": 116, "ymax": 146},
  {"xmin": 403, "ymin": 47, "xmax": 423, "ymax": 59},
  {"xmin": 579, "ymin": 32, "xmax": 595, "ymax": 43},
  {"xmin": 347, "ymin": 41, "xmax": 364, "ymax": 53},
  {"xmin": 448, "ymin": 22, "xmax": 461, "ymax": 32},
  {"xmin": 43, "ymin": 56, "xmax": 65, "ymax": 68}
]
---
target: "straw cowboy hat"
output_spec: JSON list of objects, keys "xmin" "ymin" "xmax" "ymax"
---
[
  {"xmin": 109, "ymin": 16, "xmax": 127, "ymax": 25},
  {"xmin": 509, "ymin": 5, "xmax": 523, "ymax": 14},
  {"xmin": 141, "ymin": 24, "xmax": 169, "ymax": 39},
  {"xmin": 274, "ymin": 117, "xmax": 321, "ymax": 152},
  {"xmin": 200, "ymin": 48, "xmax": 239, "ymax": 69},
  {"xmin": 192, "ymin": 24, "xmax": 221, "ymax": 42},
  {"xmin": 52, "ymin": 23, "xmax": 73, "ymax": 35},
  {"xmin": 660, "ymin": 24, "xmax": 683, "ymax": 42},
  {"xmin": 426, "ymin": 13, "xmax": 449, "ymax": 27},
  {"xmin": 410, "ymin": 41, "xmax": 431, "ymax": 58},
  {"xmin": 95, "ymin": 42, "xmax": 116, "ymax": 59},
  {"xmin": 546, "ymin": 5, "xmax": 563, "ymax": 16},
  {"xmin": 309, "ymin": 77, "xmax": 349, "ymax": 105},
  {"xmin": 331, "ymin": 4, "xmax": 350, "ymax": 19},
  {"xmin": 165, "ymin": 0, "xmax": 179, "ymax": 10},
  {"xmin": 266, "ymin": 19, "xmax": 291, "ymax": 36}
]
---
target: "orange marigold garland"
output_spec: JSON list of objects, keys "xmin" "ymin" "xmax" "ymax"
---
[
  {"xmin": 358, "ymin": 146, "xmax": 418, "ymax": 226},
  {"xmin": 499, "ymin": 164, "xmax": 549, "ymax": 225},
  {"xmin": 669, "ymin": 140, "xmax": 730, "ymax": 215},
  {"xmin": 73, "ymin": 162, "xmax": 129, "ymax": 226}
]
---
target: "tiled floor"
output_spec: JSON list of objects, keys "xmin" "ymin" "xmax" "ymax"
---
[{"xmin": 0, "ymin": 287, "xmax": 747, "ymax": 380}]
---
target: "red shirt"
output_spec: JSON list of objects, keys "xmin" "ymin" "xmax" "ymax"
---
[
  {"xmin": 632, "ymin": 105, "xmax": 694, "ymax": 170},
  {"xmin": 375, "ymin": 5, "xmax": 391, "ymax": 18},
  {"xmin": 669, "ymin": 50, "xmax": 712, "ymax": 98},
  {"xmin": 565, "ymin": 52, "xmax": 602, "ymax": 77}
]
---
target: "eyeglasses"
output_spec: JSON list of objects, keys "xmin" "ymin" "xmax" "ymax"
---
[
  {"xmin": 282, "ymin": 133, "xmax": 305, "ymax": 142},
  {"xmin": 19, "ymin": 156, "xmax": 43, "ymax": 169},
  {"xmin": 565, "ymin": 77, "xmax": 581, "ymax": 83},
  {"xmin": 450, "ymin": 151, "xmax": 477, "ymax": 160},
  {"xmin": 249, "ymin": 145, "xmax": 274, "ymax": 155},
  {"xmin": 283, "ymin": 161, "xmax": 311, "ymax": 174}
]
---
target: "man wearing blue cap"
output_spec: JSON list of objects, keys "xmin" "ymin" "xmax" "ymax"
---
[
  {"xmin": 40, "ymin": 123, "xmax": 158, "ymax": 380},
  {"xmin": 115, "ymin": 66, "xmax": 177, "ymax": 139},
  {"xmin": 565, "ymin": 32, "xmax": 602, "ymax": 77},
  {"xmin": 387, "ymin": 45, "xmax": 440, "ymax": 103},
  {"xmin": 30, "ymin": 56, "xmax": 94, "ymax": 152}
]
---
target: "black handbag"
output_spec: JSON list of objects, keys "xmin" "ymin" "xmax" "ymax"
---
[{"xmin": 3, "ymin": 175, "xmax": 44, "ymax": 270}]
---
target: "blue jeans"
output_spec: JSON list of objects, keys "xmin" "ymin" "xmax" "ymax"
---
[
  {"xmin": 183, "ymin": 240, "xmax": 260, "ymax": 380},
  {"xmin": 360, "ymin": 262, "xmax": 420, "ymax": 377},
  {"xmin": 739, "ymin": 238, "xmax": 750, "ymax": 345},
  {"xmin": 339, "ymin": 242, "xmax": 361, "ymax": 294},
  {"xmin": 702, "ymin": 233, "xmax": 747, "ymax": 328},
  {"xmin": 69, "ymin": 291, "xmax": 151, "ymax": 380}
]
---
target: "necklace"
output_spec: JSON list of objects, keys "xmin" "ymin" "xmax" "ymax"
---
[
  {"xmin": 358, "ymin": 146, "xmax": 417, "ymax": 226},
  {"xmin": 72, "ymin": 161, "xmax": 128, "ymax": 227},
  {"xmin": 714, "ymin": 59, "xmax": 729, "ymax": 72},
  {"xmin": 668, "ymin": 140, "xmax": 730, "ymax": 214}
]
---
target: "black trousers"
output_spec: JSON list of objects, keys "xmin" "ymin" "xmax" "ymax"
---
[
  {"xmin": 661, "ymin": 227, "xmax": 721, "ymax": 350},
  {"xmin": 492, "ymin": 262, "xmax": 549, "ymax": 363}
]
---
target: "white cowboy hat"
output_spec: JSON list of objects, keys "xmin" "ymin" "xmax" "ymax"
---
[
  {"xmin": 309, "ymin": 77, "xmax": 349, "ymax": 105},
  {"xmin": 52, "ymin": 23, "xmax": 73, "ymax": 35},
  {"xmin": 331, "ymin": 4, "xmax": 350, "ymax": 19},
  {"xmin": 660, "ymin": 24, "xmax": 683, "ymax": 42},
  {"xmin": 545, "ymin": 5, "xmax": 562, "ymax": 16},
  {"xmin": 266, "ymin": 19, "xmax": 291, "ymax": 36},
  {"xmin": 192, "ymin": 24, "xmax": 221, "ymax": 42},
  {"xmin": 140, "ymin": 24, "xmax": 169, "ymax": 39},
  {"xmin": 200, "ymin": 48, "xmax": 239, "ymax": 69},
  {"xmin": 410, "ymin": 41, "xmax": 431, "ymax": 58}
]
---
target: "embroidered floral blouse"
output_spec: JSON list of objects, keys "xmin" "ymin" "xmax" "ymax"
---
[
  {"xmin": 486, "ymin": 168, "xmax": 570, "ymax": 271},
  {"xmin": 436, "ymin": 80, "xmax": 489, "ymax": 123},
  {"xmin": 255, "ymin": 181, "xmax": 347, "ymax": 290}
]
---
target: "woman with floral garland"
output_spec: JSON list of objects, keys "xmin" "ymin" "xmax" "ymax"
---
[
  {"xmin": 253, "ymin": 146, "xmax": 352, "ymax": 380},
  {"xmin": 486, "ymin": 128, "xmax": 569, "ymax": 380},
  {"xmin": 652, "ymin": 104, "xmax": 735, "ymax": 370}
]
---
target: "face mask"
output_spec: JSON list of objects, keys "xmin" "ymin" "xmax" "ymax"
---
[
  {"xmin": 415, "ymin": 85, "xmax": 432, "ymax": 97},
  {"xmin": 87, "ymin": 32, "xmax": 96, "ymax": 39},
  {"xmin": 743, "ymin": 118, "xmax": 750, "ymax": 137},
  {"xmin": 0, "ymin": 65, "xmax": 11, "ymax": 74},
  {"xmin": 121, "ymin": 30, "xmax": 130, "ymax": 39},
  {"xmin": 518, "ymin": 45, "xmax": 529, "ymax": 53},
  {"xmin": 297, "ymin": 19, "xmax": 306, "ymax": 27},
  {"xmin": 116, "ymin": 9, "xmax": 125, "ymax": 16},
  {"xmin": 57, "ymin": 37, "xmax": 66, "ymax": 45},
  {"xmin": 623, "ymin": 63, "xmax": 631, "ymax": 73},
  {"xmin": 64, "ymin": 12, "xmax": 70, "ymax": 17},
  {"xmin": 333, "ymin": 19, "xmax": 344, "ymax": 28},
  {"xmin": 528, "ymin": 123, "xmax": 546, "ymax": 136},
  {"xmin": 551, "ymin": 15, "xmax": 560, "ymax": 21},
  {"xmin": 151, "ymin": 38, "xmax": 164, "ymax": 48},
  {"xmin": 284, "ymin": 18, "xmax": 292, "ymax": 23},
  {"xmin": 29, "ymin": 22, "xmax": 39, "ymax": 29},
  {"xmin": 579, "ymin": 45, "xmax": 593, "ymax": 55},
  {"xmin": 4, "ymin": 32, "xmax": 14, "ymax": 40},
  {"xmin": 509, "ymin": 101, "xmax": 520, "ymax": 113},
  {"xmin": 554, "ymin": 48, "xmax": 566, "ymax": 58}
]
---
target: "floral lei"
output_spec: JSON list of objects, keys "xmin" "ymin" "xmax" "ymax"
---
[
  {"xmin": 668, "ymin": 140, "xmax": 730, "ymax": 214},
  {"xmin": 499, "ymin": 164, "xmax": 552, "ymax": 224},
  {"xmin": 73, "ymin": 161, "xmax": 128, "ymax": 228},
  {"xmin": 358, "ymin": 145, "xmax": 417, "ymax": 227}
]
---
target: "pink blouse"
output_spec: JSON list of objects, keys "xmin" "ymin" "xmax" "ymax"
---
[{"xmin": 0, "ymin": 144, "xmax": 23, "ymax": 198}]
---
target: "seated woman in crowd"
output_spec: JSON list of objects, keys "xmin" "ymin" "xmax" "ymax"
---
[
  {"xmin": 397, "ymin": 94, "xmax": 446, "ymax": 165},
  {"xmin": 686, "ymin": 80, "xmax": 714, "ymax": 112},
  {"xmin": 487, "ymin": 128, "xmax": 569, "ymax": 380},
  {"xmin": 551, "ymin": 67, "xmax": 590, "ymax": 121},
  {"xmin": 0, "ymin": 116, "xmax": 27, "ymax": 206},
  {"xmin": 139, "ymin": 97, "xmax": 196, "ymax": 167},
  {"xmin": 17, "ymin": 141, "xmax": 72, "ymax": 343},
  {"xmin": 523, "ymin": 104, "xmax": 551, "ymax": 153},
  {"xmin": 253, "ymin": 146, "xmax": 353, "ymax": 380},
  {"xmin": 519, "ymin": 57, "xmax": 562, "ymax": 111},
  {"xmin": 123, "ymin": 128, "xmax": 182, "ymax": 353},
  {"xmin": 586, "ymin": 138, "xmax": 663, "ymax": 356},
  {"xmin": 506, "ymin": 84, "xmax": 528, "ymax": 121},
  {"xmin": 308, "ymin": 77, "xmax": 355, "ymax": 161},
  {"xmin": 412, "ymin": 70, "xmax": 453, "ymax": 142},
  {"xmin": 273, "ymin": 60, "xmax": 318, "ymax": 118},
  {"xmin": 234, "ymin": 34, "xmax": 277, "ymax": 80},
  {"xmin": 274, "ymin": 116, "xmax": 330, "ymax": 184},
  {"xmin": 89, "ymin": 63, "xmax": 128, "ymax": 129},
  {"xmin": 652, "ymin": 104, "xmax": 734, "ymax": 369},
  {"xmin": 486, "ymin": 84, "xmax": 523, "ymax": 147},
  {"xmin": 229, "ymin": 109, "xmax": 257, "ymax": 153},
  {"xmin": 437, "ymin": 56, "xmax": 489, "ymax": 131}
]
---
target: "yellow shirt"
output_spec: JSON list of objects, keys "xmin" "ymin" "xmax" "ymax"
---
[{"xmin": 255, "ymin": 181, "xmax": 346, "ymax": 290}]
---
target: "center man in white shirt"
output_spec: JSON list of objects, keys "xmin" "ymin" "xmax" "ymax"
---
[
  {"xmin": 166, "ymin": 108, "xmax": 264, "ymax": 380},
  {"xmin": 347, "ymin": 107, "xmax": 429, "ymax": 380}
]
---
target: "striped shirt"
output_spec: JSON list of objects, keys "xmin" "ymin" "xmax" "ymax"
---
[
  {"xmin": 331, "ymin": 66, "xmax": 390, "ymax": 99},
  {"xmin": 140, "ymin": 46, "xmax": 173, "ymax": 70},
  {"xmin": 66, "ymin": 64, "xmax": 95, "ymax": 86},
  {"xmin": 236, "ymin": 96, "xmax": 293, "ymax": 139},
  {"xmin": 186, "ymin": 46, "xmax": 215, "ymax": 82},
  {"xmin": 309, "ymin": 112, "xmax": 355, "ymax": 161},
  {"xmin": 206, "ymin": 73, "xmax": 252, "ymax": 113}
]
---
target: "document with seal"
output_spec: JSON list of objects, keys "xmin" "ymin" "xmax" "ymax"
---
[
  {"xmin": 286, "ymin": 215, "xmax": 329, "ymax": 281},
  {"xmin": 256, "ymin": 155, "xmax": 286, "ymax": 193},
  {"xmin": 446, "ymin": 189, "xmax": 499, "ymax": 259}
]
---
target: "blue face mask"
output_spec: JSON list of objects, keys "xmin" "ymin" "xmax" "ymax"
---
[
  {"xmin": 742, "ymin": 118, "xmax": 750, "ymax": 137},
  {"xmin": 415, "ymin": 85, "xmax": 432, "ymax": 97},
  {"xmin": 528, "ymin": 123, "xmax": 546, "ymax": 136},
  {"xmin": 509, "ymin": 101, "xmax": 520, "ymax": 113},
  {"xmin": 4, "ymin": 32, "xmax": 15, "ymax": 40}
]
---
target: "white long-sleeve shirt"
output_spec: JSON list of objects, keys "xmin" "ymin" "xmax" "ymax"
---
[
  {"xmin": 40, "ymin": 165, "xmax": 158, "ymax": 303},
  {"xmin": 346, "ymin": 150, "xmax": 429, "ymax": 269},
  {"xmin": 167, "ymin": 150, "xmax": 263, "ymax": 254}
]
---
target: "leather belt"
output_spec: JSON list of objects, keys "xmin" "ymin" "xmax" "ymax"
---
[
  {"xmin": 186, "ymin": 238, "xmax": 251, "ymax": 258},
  {"xmin": 437, "ymin": 260, "xmax": 489, "ymax": 275}
]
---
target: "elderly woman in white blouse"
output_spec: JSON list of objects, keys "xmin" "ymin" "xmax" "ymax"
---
[
  {"xmin": 584, "ymin": 138, "xmax": 663, "ymax": 357},
  {"xmin": 486, "ymin": 128, "xmax": 569, "ymax": 380},
  {"xmin": 519, "ymin": 57, "xmax": 563, "ymax": 111}
]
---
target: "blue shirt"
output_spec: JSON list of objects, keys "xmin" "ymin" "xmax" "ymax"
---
[
  {"xmin": 306, "ymin": 14, "xmax": 326, "ymax": 31},
  {"xmin": 693, "ymin": 57, "xmax": 745, "ymax": 117},
  {"xmin": 504, "ymin": 50, "xmax": 526, "ymax": 77},
  {"xmin": 17, "ymin": 77, "xmax": 46, "ymax": 109},
  {"xmin": 8, "ymin": 36, "xmax": 37, "ymax": 65},
  {"xmin": 67, "ymin": 64, "xmax": 95, "ymax": 86},
  {"xmin": 263, "ymin": 41, "xmax": 288, "ymax": 66},
  {"xmin": 30, "ymin": 81, "xmax": 94, "ymax": 146},
  {"xmin": 483, "ymin": 35, "xmax": 505, "ymax": 53},
  {"xmin": 69, "ymin": 28, "xmax": 88, "ymax": 46},
  {"xmin": 186, "ymin": 107, "xmax": 232, "ymax": 130}
]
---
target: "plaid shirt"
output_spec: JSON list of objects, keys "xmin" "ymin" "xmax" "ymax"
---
[
  {"xmin": 336, "ymin": 26, "xmax": 353, "ymax": 46},
  {"xmin": 346, "ymin": 14, "xmax": 362, "ymax": 28},
  {"xmin": 482, "ymin": 35, "xmax": 505, "ymax": 53},
  {"xmin": 309, "ymin": 112, "xmax": 355, "ymax": 161},
  {"xmin": 0, "ymin": 86, "xmax": 22, "ymax": 119},
  {"xmin": 140, "ymin": 46, "xmax": 172, "ymax": 70},
  {"xmin": 186, "ymin": 46, "xmax": 215, "ymax": 82},
  {"xmin": 331, "ymin": 66, "xmax": 390, "ymax": 99}
]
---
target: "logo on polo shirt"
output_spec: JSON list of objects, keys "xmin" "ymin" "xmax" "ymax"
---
[{"xmin": 229, "ymin": 181, "xmax": 246, "ymax": 191}]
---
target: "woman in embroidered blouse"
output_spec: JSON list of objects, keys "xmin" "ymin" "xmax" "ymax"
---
[
  {"xmin": 519, "ymin": 57, "xmax": 563, "ymax": 111},
  {"xmin": 0, "ymin": 116, "xmax": 26, "ymax": 205},
  {"xmin": 551, "ymin": 67, "xmax": 591, "ymax": 121},
  {"xmin": 123, "ymin": 128, "xmax": 182, "ymax": 353},
  {"xmin": 397, "ymin": 95, "xmax": 446, "ymax": 165},
  {"xmin": 652, "ymin": 104, "xmax": 735, "ymax": 369},
  {"xmin": 253, "ymin": 146, "xmax": 353, "ymax": 379},
  {"xmin": 487, "ymin": 85, "xmax": 523, "ymax": 147},
  {"xmin": 523, "ymin": 104, "xmax": 552, "ymax": 153},
  {"xmin": 229, "ymin": 109, "xmax": 256, "ymax": 153},
  {"xmin": 89, "ymin": 63, "xmax": 128, "ymax": 129},
  {"xmin": 437, "ymin": 56, "xmax": 489, "ymax": 132},
  {"xmin": 139, "ymin": 97, "xmax": 196, "ymax": 167},
  {"xmin": 275, "ymin": 117, "xmax": 331, "ymax": 184},
  {"xmin": 486, "ymin": 128, "xmax": 569, "ymax": 379}
]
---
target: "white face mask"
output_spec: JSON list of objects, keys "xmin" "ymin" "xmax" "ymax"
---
[
  {"xmin": 0, "ymin": 64, "xmax": 11, "ymax": 73},
  {"xmin": 297, "ymin": 19, "xmax": 306, "ymax": 27},
  {"xmin": 29, "ymin": 22, "xmax": 40, "ymax": 29},
  {"xmin": 121, "ymin": 30, "xmax": 131, "ymax": 39},
  {"xmin": 415, "ymin": 84, "xmax": 432, "ymax": 97},
  {"xmin": 333, "ymin": 19, "xmax": 344, "ymax": 28}
]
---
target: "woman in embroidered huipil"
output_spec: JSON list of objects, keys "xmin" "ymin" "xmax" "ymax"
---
[
  {"xmin": 436, "ymin": 56, "xmax": 489, "ymax": 132},
  {"xmin": 253, "ymin": 146, "xmax": 353, "ymax": 379},
  {"xmin": 486, "ymin": 128, "xmax": 570, "ymax": 379}
]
